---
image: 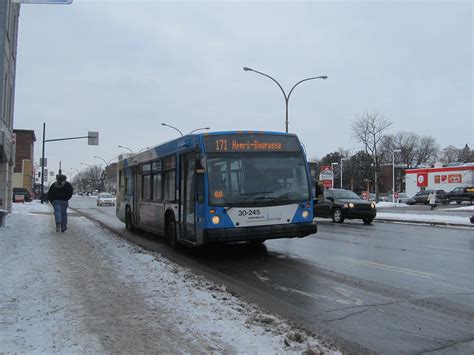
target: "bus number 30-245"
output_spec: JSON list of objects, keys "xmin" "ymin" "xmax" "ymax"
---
[{"xmin": 238, "ymin": 209, "xmax": 261, "ymax": 217}]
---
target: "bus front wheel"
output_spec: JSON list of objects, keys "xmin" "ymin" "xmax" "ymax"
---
[{"xmin": 166, "ymin": 215, "xmax": 178, "ymax": 248}]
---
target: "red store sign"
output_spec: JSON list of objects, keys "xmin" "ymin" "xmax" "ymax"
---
[{"xmin": 417, "ymin": 173, "xmax": 428, "ymax": 187}]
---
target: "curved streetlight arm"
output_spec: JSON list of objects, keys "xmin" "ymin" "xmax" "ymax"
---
[
  {"xmin": 161, "ymin": 123, "xmax": 184, "ymax": 137},
  {"xmin": 287, "ymin": 76, "xmax": 328, "ymax": 101},
  {"xmin": 243, "ymin": 67, "xmax": 287, "ymax": 101},
  {"xmin": 93, "ymin": 156, "xmax": 108, "ymax": 167},
  {"xmin": 189, "ymin": 127, "xmax": 210, "ymax": 134},
  {"xmin": 118, "ymin": 145, "xmax": 134, "ymax": 153}
]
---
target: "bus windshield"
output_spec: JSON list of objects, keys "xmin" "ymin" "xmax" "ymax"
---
[{"xmin": 207, "ymin": 152, "xmax": 311, "ymax": 206}]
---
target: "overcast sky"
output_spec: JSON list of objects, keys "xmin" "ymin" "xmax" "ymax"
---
[{"xmin": 14, "ymin": 0, "xmax": 473, "ymax": 179}]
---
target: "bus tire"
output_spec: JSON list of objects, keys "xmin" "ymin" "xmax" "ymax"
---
[
  {"xmin": 166, "ymin": 214, "xmax": 179, "ymax": 248},
  {"xmin": 125, "ymin": 207, "xmax": 134, "ymax": 231}
]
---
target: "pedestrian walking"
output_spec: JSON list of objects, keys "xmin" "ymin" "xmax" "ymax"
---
[
  {"xmin": 428, "ymin": 190, "xmax": 437, "ymax": 210},
  {"xmin": 47, "ymin": 174, "xmax": 73, "ymax": 232}
]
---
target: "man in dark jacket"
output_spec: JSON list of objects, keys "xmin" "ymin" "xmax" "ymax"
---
[{"xmin": 47, "ymin": 174, "xmax": 73, "ymax": 233}]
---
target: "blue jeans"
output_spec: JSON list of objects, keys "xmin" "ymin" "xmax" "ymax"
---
[{"xmin": 52, "ymin": 200, "xmax": 69, "ymax": 230}]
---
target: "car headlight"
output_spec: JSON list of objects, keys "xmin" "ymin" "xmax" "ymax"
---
[
  {"xmin": 302, "ymin": 210, "xmax": 309, "ymax": 219},
  {"xmin": 348, "ymin": 203, "xmax": 355, "ymax": 208},
  {"xmin": 371, "ymin": 203, "xmax": 376, "ymax": 209},
  {"xmin": 211, "ymin": 215, "xmax": 221, "ymax": 225}
]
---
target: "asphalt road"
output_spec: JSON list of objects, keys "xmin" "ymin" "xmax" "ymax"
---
[{"xmin": 71, "ymin": 196, "xmax": 474, "ymax": 354}]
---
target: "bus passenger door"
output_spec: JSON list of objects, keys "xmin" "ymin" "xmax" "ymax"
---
[{"xmin": 181, "ymin": 153, "xmax": 196, "ymax": 242}]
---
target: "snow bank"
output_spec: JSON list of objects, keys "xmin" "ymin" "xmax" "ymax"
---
[
  {"xmin": 376, "ymin": 212, "xmax": 472, "ymax": 226},
  {"xmin": 376, "ymin": 202, "xmax": 409, "ymax": 208}
]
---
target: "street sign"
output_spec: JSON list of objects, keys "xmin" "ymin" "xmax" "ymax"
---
[{"xmin": 88, "ymin": 131, "xmax": 99, "ymax": 146}]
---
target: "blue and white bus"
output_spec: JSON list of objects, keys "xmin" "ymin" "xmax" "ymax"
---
[{"xmin": 116, "ymin": 131, "xmax": 317, "ymax": 247}]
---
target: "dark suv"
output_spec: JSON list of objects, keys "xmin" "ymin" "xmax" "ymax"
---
[
  {"xmin": 12, "ymin": 187, "xmax": 32, "ymax": 202},
  {"xmin": 413, "ymin": 189, "xmax": 449, "ymax": 205},
  {"xmin": 314, "ymin": 188, "xmax": 377, "ymax": 224},
  {"xmin": 448, "ymin": 186, "xmax": 474, "ymax": 204}
]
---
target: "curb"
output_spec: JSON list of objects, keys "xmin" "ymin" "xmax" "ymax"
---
[{"xmin": 375, "ymin": 218, "xmax": 474, "ymax": 228}]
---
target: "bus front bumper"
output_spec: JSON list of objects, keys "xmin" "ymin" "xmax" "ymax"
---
[{"xmin": 203, "ymin": 222, "xmax": 317, "ymax": 244}]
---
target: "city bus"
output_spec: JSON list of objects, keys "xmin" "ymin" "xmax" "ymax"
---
[{"xmin": 116, "ymin": 131, "xmax": 317, "ymax": 247}]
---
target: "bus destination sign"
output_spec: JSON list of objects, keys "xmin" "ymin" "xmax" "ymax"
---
[{"xmin": 204, "ymin": 134, "xmax": 301, "ymax": 153}]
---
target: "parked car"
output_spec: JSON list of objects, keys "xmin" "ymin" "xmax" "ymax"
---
[
  {"xmin": 97, "ymin": 193, "xmax": 116, "ymax": 206},
  {"xmin": 12, "ymin": 187, "xmax": 32, "ymax": 202},
  {"xmin": 314, "ymin": 188, "xmax": 377, "ymax": 224},
  {"xmin": 384, "ymin": 192, "xmax": 416, "ymax": 205},
  {"xmin": 448, "ymin": 186, "xmax": 474, "ymax": 204},
  {"xmin": 413, "ymin": 189, "xmax": 449, "ymax": 205}
]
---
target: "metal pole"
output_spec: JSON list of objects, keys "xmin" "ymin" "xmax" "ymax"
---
[
  {"xmin": 285, "ymin": 98, "xmax": 289, "ymax": 133},
  {"xmin": 340, "ymin": 160, "xmax": 343, "ymax": 189},
  {"xmin": 392, "ymin": 152, "xmax": 395, "ymax": 203},
  {"xmin": 41, "ymin": 123, "xmax": 45, "ymax": 204},
  {"xmin": 331, "ymin": 162, "xmax": 338, "ymax": 189}
]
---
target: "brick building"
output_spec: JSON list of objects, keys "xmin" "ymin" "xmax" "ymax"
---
[{"xmin": 12, "ymin": 129, "xmax": 36, "ymax": 192}]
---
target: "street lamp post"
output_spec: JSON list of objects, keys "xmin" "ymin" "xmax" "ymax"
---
[
  {"xmin": 392, "ymin": 149, "xmax": 401, "ymax": 203},
  {"xmin": 118, "ymin": 145, "xmax": 134, "ymax": 153},
  {"xmin": 162, "ymin": 123, "xmax": 210, "ymax": 136},
  {"xmin": 94, "ymin": 156, "xmax": 117, "ymax": 192},
  {"xmin": 331, "ymin": 162, "xmax": 339, "ymax": 189},
  {"xmin": 161, "ymin": 123, "xmax": 183, "ymax": 137},
  {"xmin": 340, "ymin": 157, "xmax": 349, "ymax": 189},
  {"xmin": 243, "ymin": 67, "xmax": 327, "ymax": 133},
  {"xmin": 189, "ymin": 127, "xmax": 210, "ymax": 134}
]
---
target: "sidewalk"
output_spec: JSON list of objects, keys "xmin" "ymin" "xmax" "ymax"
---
[{"xmin": 0, "ymin": 202, "xmax": 336, "ymax": 354}]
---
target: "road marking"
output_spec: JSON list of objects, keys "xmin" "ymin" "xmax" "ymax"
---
[
  {"xmin": 275, "ymin": 285, "xmax": 362, "ymax": 306},
  {"xmin": 338, "ymin": 256, "xmax": 439, "ymax": 279},
  {"xmin": 427, "ymin": 246, "xmax": 474, "ymax": 254},
  {"xmin": 253, "ymin": 271, "xmax": 363, "ymax": 306}
]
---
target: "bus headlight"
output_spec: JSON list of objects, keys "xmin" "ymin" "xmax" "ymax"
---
[
  {"xmin": 371, "ymin": 203, "xmax": 376, "ymax": 209},
  {"xmin": 302, "ymin": 210, "xmax": 309, "ymax": 219},
  {"xmin": 211, "ymin": 215, "xmax": 221, "ymax": 225},
  {"xmin": 348, "ymin": 203, "xmax": 355, "ymax": 208}
]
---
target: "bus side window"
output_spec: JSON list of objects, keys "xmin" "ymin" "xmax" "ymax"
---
[
  {"xmin": 164, "ymin": 170, "xmax": 176, "ymax": 201},
  {"xmin": 125, "ymin": 177, "xmax": 132, "ymax": 195},
  {"xmin": 153, "ymin": 173, "xmax": 162, "ymax": 201},
  {"xmin": 197, "ymin": 173, "xmax": 204, "ymax": 203},
  {"xmin": 142, "ymin": 175, "xmax": 151, "ymax": 200}
]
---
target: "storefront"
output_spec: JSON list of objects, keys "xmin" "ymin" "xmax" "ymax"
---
[{"xmin": 405, "ymin": 165, "xmax": 474, "ymax": 197}]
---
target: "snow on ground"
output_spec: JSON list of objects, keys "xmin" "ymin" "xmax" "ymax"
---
[
  {"xmin": 376, "ymin": 202, "xmax": 409, "ymax": 208},
  {"xmin": 441, "ymin": 205, "xmax": 474, "ymax": 212},
  {"xmin": 1, "ymin": 201, "xmax": 338, "ymax": 354},
  {"xmin": 375, "ymin": 212, "xmax": 472, "ymax": 226}
]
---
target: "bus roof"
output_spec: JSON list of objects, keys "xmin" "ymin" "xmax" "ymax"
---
[{"xmin": 119, "ymin": 130, "xmax": 298, "ymax": 167}]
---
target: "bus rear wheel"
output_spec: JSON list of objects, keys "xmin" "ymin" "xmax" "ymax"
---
[{"xmin": 166, "ymin": 215, "xmax": 179, "ymax": 248}]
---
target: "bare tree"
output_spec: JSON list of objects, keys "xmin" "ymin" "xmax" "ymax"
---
[
  {"xmin": 380, "ymin": 131, "xmax": 438, "ymax": 168},
  {"xmin": 458, "ymin": 144, "xmax": 474, "ymax": 163},
  {"xmin": 440, "ymin": 145, "xmax": 459, "ymax": 163},
  {"xmin": 414, "ymin": 136, "xmax": 438, "ymax": 167},
  {"xmin": 352, "ymin": 111, "xmax": 393, "ymax": 200}
]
